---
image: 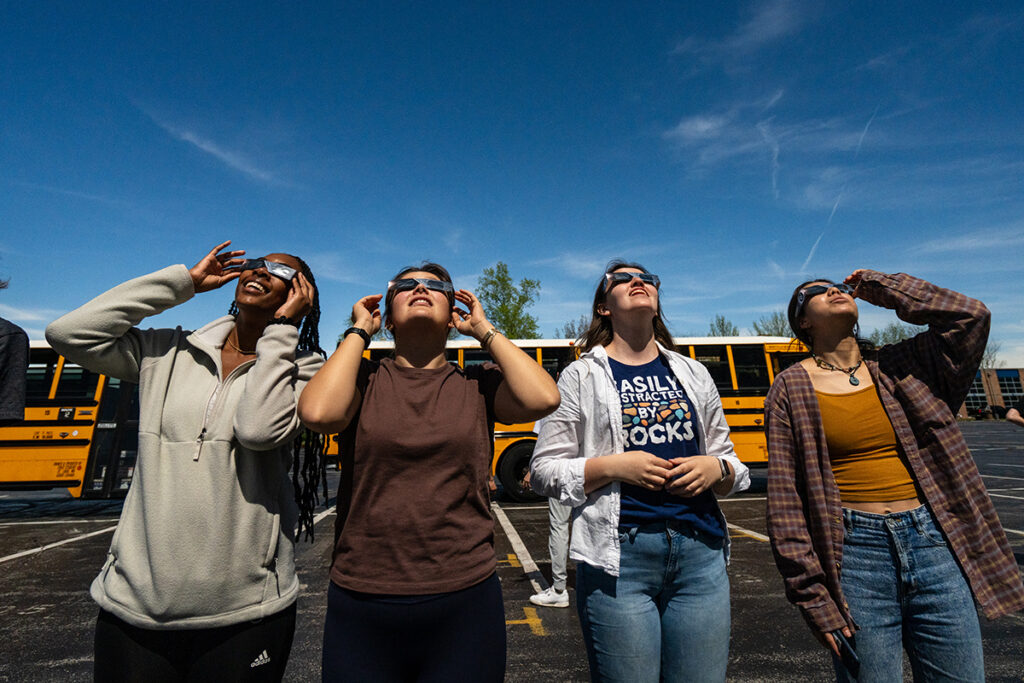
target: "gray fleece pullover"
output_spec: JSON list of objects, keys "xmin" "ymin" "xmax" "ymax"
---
[{"xmin": 46, "ymin": 265, "xmax": 324, "ymax": 629}]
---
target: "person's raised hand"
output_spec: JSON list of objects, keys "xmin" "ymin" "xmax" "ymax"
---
[{"xmin": 189, "ymin": 241, "xmax": 246, "ymax": 293}]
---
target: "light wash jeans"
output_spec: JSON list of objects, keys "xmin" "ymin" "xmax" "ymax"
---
[
  {"xmin": 548, "ymin": 497, "xmax": 571, "ymax": 591},
  {"xmin": 576, "ymin": 521, "xmax": 730, "ymax": 683},
  {"xmin": 837, "ymin": 506, "xmax": 984, "ymax": 683}
]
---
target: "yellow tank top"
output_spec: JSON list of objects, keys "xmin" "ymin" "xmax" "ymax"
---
[{"xmin": 815, "ymin": 386, "xmax": 918, "ymax": 502}]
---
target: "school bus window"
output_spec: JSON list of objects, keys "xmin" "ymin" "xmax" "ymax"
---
[
  {"xmin": 694, "ymin": 345, "xmax": 731, "ymax": 390},
  {"xmin": 772, "ymin": 352, "xmax": 805, "ymax": 375},
  {"xmin": 540, "ymin": 347, "xmax": 574, "ymax": 379},
  {"xmin": 98, "ymin": 377, "xmax": 125, "ymax": 421},
  {"xmin": 54, "ymin": 364, "xmax": 102, "ymax": 399},
  {"xmin": 26, "ymin": 363, "xmax": 56, "ymax": 399},
  {"xmin": 445, "ymin": 348, "xmax": 460, "ymax": 364},
  {"xmin": 732, "ymin": 345, "xmax": 771, "ymax": 391},
  {"xmin": 463, "ymin": 349, "xmax": 490, "ymax": 367}
]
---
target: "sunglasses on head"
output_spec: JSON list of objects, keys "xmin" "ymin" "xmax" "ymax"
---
[
  {"xmin": 796, "ymin": 283, "xmax": 854, "ymax": 314},
  {"xmin": 237, "ymin": 258, "xmax": 297, "ymax": 282},
  {"xmin": 605, "ymin": 271, "xmax": 660, "ymax": 290},
  {"xmin": 387, "ymin": 278, "xmax": 455, "ymax": 296}
]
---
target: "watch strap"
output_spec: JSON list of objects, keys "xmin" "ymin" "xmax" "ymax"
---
[{"xmin": 344, "ymin": 326, "xmax": 371, "ymax": 349}]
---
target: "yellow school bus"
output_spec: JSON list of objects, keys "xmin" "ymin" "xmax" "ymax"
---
[
  {"xmin": 0, "ymin": 341, "xmax": 139, "ymax": 498},
  {"xmin": 330, "ymin": 336, "xmax": 807, "ymax": 502},
  {"xmin": 1, "ymin": 337, "xmax": 807, "ymax": 501}
]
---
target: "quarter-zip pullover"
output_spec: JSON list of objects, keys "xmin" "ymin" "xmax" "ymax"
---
[{"xmin": 46, "ymin": 265, "xmax": 324, "ymax": 629}]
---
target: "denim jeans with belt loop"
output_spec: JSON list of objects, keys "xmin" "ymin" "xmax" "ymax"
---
[
  {"xmin": 837, "ymin": 505, "xmax": 984, "ymax": 683},
  {"xmin": 575, "ymin": 520, "xmax": 730, "ymax": 683}
]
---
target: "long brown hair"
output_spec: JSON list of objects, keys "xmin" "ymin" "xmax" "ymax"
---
[{"xmin": 577, "ymin": 260, "xmax": 675, "ymax": 353}]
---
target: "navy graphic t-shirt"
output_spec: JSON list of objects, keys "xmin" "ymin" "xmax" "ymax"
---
[{"xmin": 609, "ymin": 355, "xmax": 724, "ymax": 537}]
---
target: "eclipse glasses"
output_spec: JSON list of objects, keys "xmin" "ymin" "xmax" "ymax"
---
[
  {"xmin": 236, "ymin": 258, "xmax": 298, "ymax": 282},
  {"xmin": 796, "ymin": 283, "xmax": 854, "ymax": 315},
  {"xmin": 605, "ymin": 271, "xmax": 661, "ymax": 290},
  {"xmin": 387, "ymin": 278, "xmax": 455, "ymax": 296}
]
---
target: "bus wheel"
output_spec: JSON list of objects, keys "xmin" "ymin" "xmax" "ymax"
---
[{"xmin": 497, "ymin": 442, "xmax": 542, "ymax": 503}]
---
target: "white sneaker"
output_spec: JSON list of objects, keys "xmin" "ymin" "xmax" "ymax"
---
[{"xmin": 529, "ymin": 587, "xmax": 569, "ymax": 608}]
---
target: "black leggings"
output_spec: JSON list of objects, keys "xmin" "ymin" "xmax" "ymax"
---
[
  {"xmin": 322, "ymin": 573, "xmax": 506, "ymax": 682},
  {"xmin": 94, "ymin": 603, "xmax": 296, "ymax": 682}
]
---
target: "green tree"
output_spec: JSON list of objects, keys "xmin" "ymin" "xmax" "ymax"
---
[
  {"xmin": 866, "ymin": 321, "xmax": 925, "ymax": 346},
  {"xmin": 476, "ymin": 262, "xmax": 541, "ymax": 339},
  {"xmin": 751, "ymin": 311, "xmax": 790, "ymax": 337},
  {"xmin": 555, "ymin": 314, "xmax": 590, "ymax": 340},
  {"xmin": 708, "ymin": 315, "xmax": 739, "ymax": 337}
]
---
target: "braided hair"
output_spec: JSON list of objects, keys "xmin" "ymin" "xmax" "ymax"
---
[{"xmin": 229, "ymin": 254, "xmax": 328, "ymax": 542}]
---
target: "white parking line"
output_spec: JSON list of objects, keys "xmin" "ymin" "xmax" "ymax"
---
[
  {"xmin": 491, "ymin": 502, "xmax": 546, "ymax": 593},
  {"xmin": 0, "ymin": 519, "xmax": 119, "ymax": 527},
  {"xmin": 982, "ymin": 475, "xmax": 1024, "ymax": 482},
  {"xmin": 727, "ymin": 523, "xmax": 769, "ymax": 542},
  {"xmin": 0, "ymin": 525, "xmax": 117, "ymax": 565},
  {"xmin": 998, "ymin": 526, "xmax": 1024, "ymax": 538},
  {"xmin": 720, "ymin": 496, "xmax": 766, "ymax": 503},
  {"xmin": 990, "ymin": 493, "xmax": 1024, "ymax": 503},
  {"xmin": 313, "ymin": 507, "xmax": 336, "ymax": 525}
]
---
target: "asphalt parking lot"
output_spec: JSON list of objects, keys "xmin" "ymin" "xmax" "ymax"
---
[{"xmin": 1, "ymin": 421, "xmax": 1022, "ymax": 682}]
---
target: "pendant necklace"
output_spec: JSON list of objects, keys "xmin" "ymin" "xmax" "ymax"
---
[{"xmin": 812, "ymin": 354, "xmax": 862, "ymax": 386}]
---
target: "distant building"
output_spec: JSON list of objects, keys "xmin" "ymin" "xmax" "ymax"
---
[{"xmin": 961, "ymin": 368, "xmax": 1023, "ymax": 418}]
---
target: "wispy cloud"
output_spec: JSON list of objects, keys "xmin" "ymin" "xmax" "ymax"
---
[
  {"xmin": 673, "ymin": 0, "xmax": 808, "ymax": 62},
  {"xmin": 12, "ymin": 181, "xmax": 133, "ymax": 209},
  {"xmin": 140, "ymin": 108, "xmax": 279, "ymax": 184},
  {"xmin": 920, "ymin": 225, "xmax": 1024, "ymax": 253},
  {"xmin": 854, "ymin": 46, "xmax": 912, "ymax": 72},
  {"xmin": 302, "ymin": 252, "xmax": 372, "ymax": 285},
  {"xmin": 443, "ymin": 228, "xmax": 463, "ymax": 253},
  {"xmin": 756, "ymin": 119, "xmax": 780, "ymax": 199},
  {"xmin": 0, "ymin": 303, "xmax": 61, "ymax": 322}
]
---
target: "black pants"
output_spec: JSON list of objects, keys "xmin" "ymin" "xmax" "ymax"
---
[
  {"xmin": 322, "ymin": 572, "xmax": 506, "ymax": 682},
  {"xmin": 94, "ymin": 603, "xmax": 296, "ymax": 682}
]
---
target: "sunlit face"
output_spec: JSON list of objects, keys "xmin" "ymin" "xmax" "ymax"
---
[
  {"xmin": 599, "ymin": 267, "xmax": 659, "ymax": 319},
  {"xmin": 234, "ymin": 253, "xmax": 299, "ymax": 312},
  {"xmin": 386, "ymin": 270, "xmax": 454, "ymax": 332},
  {"xmin": 798, "ymin": 280, "xmax": 858, "ymax": 334}
]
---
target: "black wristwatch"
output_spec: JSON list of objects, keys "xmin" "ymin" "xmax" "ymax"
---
[
  {"xmin": 718, "ymin": 458, "xmax": 731, "ymax": 482},
  {"xmin": 268, "ymin": 316, "xmax": 300, "ymax": 328},
  {"xmin": 344, "ymin": 326, "xmax": 371, "ymax": 349}
]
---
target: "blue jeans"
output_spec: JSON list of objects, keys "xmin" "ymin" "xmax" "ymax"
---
[
  {"xmin": 576, "ymin": 521, "xmax": 730, "ymax": 683},
  {"xmin": 837, "ymin": 506, "xmax": 984, "ymax": 683}
]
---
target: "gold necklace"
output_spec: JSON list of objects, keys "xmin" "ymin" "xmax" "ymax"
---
[{"xmin": 226, "ymin": 334, "xmax": 256, "ymax": 355}]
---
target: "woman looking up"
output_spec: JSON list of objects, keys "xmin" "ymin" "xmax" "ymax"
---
[
  {"xmin": 530, "ymin": 260, "xmax": 750, "ymax": 683},
  {"xmin": 765, "ymin": 270, "xmax": 1024, "ymax": 682},
  {"xmin": 45, "ymin": 242, "xmax": 326, "ymax": 682},
  {"xmin": 298, "ymin": 262, "xmax": 559, "ymax": 683}
]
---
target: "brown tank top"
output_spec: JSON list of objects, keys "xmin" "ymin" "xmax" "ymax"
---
[{"xmin": 815, "ymin": 386, "xmax": 918, "ymax": 502}]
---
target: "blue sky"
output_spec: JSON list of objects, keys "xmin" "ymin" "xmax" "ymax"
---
[{"xmin": 3, "ymin": 2, "xmax": 1023, "ymax": 364}]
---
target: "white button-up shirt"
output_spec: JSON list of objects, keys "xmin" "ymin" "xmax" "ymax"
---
[{"xmin": 530, "ymin": 344, "xmax": 750, "ymax": 576}]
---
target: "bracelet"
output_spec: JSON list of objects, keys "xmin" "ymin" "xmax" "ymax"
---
[
  {"xmin": 268, "ymin": 316, "xmax": 300, "ymax": 328},
  {"xmin": 718, "ymin": 458, "xmax": 731, "ymax": 482},
  {"xmin": 479, "ymin": 327, "xmax": 498, "ymax": 350},
  {"xmin": 343, "ymin": 327, "xmax": 371, "ymax": 349}
]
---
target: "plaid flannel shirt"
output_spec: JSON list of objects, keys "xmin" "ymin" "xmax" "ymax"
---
[{"xmin": 765, "ymin": 270, "xmax": 1024, "ymax": 633}]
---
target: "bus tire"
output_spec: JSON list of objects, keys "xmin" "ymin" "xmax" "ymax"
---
[{"xmin": 497, "ymin": 441, "xmax": 542, "ymax": 503}]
